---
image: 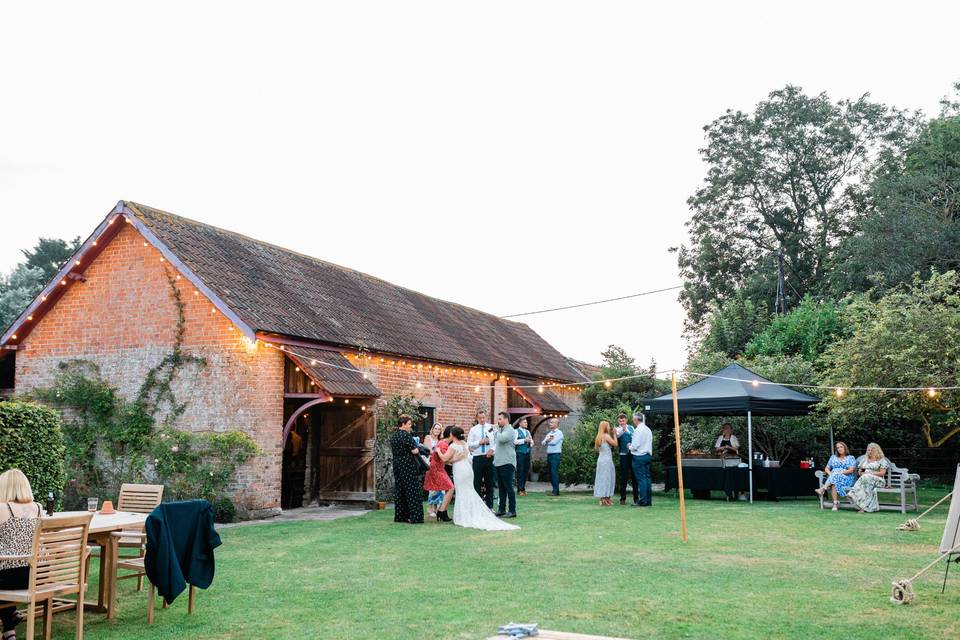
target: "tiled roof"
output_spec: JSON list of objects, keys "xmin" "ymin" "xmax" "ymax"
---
[
  {"xmin": 126, "ymin": 202, "xmax": 583, "ymax": 382},
  {"xmin": 511, "ymin": 377, "xmax": 572, "ymax": 414},
  {"xmin": 286, "ymin": 347, "xmax": 382, "ymax": 398}
]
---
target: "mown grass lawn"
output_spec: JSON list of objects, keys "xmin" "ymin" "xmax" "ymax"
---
[{"xmin": 43, "ymin": 487, "xmax": 960, "ymax": 639}]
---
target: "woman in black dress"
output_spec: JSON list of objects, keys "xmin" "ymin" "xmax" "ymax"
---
[{"xmin": 390, "ymin": 414, "xmax": 424, "ymax": 524}]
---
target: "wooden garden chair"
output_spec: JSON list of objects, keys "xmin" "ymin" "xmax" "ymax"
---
[
  {"xmin": 0, "ymin": 513, "xmax": 92, "ymax": 640},
  {"xmin": 111, "ymin": 531, "xmax": 196, "ymax": 624},
  {"xmin": 87, "ymin": 484, "xmax": 164, "ymax": 592}
]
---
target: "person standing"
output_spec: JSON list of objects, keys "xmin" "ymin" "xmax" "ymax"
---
[
  {"xmin": 615, "ymin": 413, "xmax": 637, "ymax": 505},
  {"xmin": 514, "ymin": 418, "xmax": 533, "ymax": 496},
  {"xmin": 593, "ymin": 421, "xmax": 617, "ymax": 506},
  {"xmin": 424, "ymin": 425, "xmax": 454, "ymax": 521},
  {"xmin": 467, "ymin": 410, "xmax": 496, "ymax": 509},
  {"xmin": 493, "ymin": 412, "xmax": 517, "ymax": 518},
  {"xmin": 628, "ymin": 412, "xmax": 653, "ymax": 507},
  {"xmin": 542, "ymin": 418, "xmax": 564, "ymax": 496},
  {"xmin": 389, "ymin": 414, "xmax": 424, "ymax": 524}
]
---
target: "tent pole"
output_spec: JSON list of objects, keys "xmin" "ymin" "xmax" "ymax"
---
[
  {"xmin": 671, "ymin": 371, "xmax": 687, "ymax": 543},
  {"xmin": 829, "ymin": 425, "xmax": 834, "ymax": 454},
  {"xmin": 748, "ymin": 410, "xmax": 753, "ymax": 504}
]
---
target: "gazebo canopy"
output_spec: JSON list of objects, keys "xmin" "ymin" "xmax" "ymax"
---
[{"xmin": 643, "ymin": 363, "xmax": 820, "ymax": 417}]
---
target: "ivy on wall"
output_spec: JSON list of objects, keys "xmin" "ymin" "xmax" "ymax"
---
[
  {"xmin": 374, "ymin": 394, "xmax": 423, "ymax": 502},
  {"xmin": 37, "ymin": 269, "xmax": 258, "ymax": 514}
]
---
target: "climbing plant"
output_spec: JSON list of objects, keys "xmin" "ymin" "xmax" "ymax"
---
[
  {"xmin": 374, "ymin": 394, "xmax": 423, "ymax": 502},
  {"xmin": 38, "ymin": 269, "xmax": 258, "ymax": 510}
]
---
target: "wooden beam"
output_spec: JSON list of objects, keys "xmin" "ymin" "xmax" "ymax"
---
[{"xmin": 316, "ymin": 491, "xmax": 374, "ymax": 502}]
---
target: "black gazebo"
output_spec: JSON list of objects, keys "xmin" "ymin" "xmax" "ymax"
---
[{"xmin": 643, "ymin": 363, "xmax": 820, "ymax": 502}]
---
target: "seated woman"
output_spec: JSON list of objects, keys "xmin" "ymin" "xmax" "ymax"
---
[
  {"xmin": 815, "ymin": 441, "xmax": 857, "ymax": 510},
  {"xmin": 847, "ymin": 442, "xmax": 889, "ymax": 513},
  {"xmin": 0, "ymin": 469, "xmax": 44, "ymax": 640}
]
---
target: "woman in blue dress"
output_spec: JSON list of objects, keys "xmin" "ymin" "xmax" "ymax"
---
[{"xmin": 815, "ymin": 441, "xmax": 856, "ymax": 511}]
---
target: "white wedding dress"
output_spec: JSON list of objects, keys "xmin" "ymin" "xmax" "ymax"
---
[{"xmin": 450, "ymin": 443, "xmax": 519, "ymax": 531}]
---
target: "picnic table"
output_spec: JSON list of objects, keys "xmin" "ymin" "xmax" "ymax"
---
[{"xmin": 57, "ymin": 510, "xmax": 148, "ymax": 618}]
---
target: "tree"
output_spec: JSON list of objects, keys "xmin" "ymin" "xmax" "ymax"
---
[
  {"xmin": 21, "ymin": 237, "xmax": 81, "ymax": 281},
  {"xmin": 820, "ymin": 271, "xmax": 960, "ymax": 448},
  {"xmin": 701, "ymin": 292, "xmax": 770, "ymax": 358},
  {"xmin": 744, "ymin": 296, "xmax": 849, "ymax": 364},
  {"xmin": 0, "ymin": 236, "xmax": 81, "ymax": 330},
  {"xmin": 831, "ymin": 114, "xmax": 960, "ymax": 294},
  {"xmin": 677, "ymin": 85, "xmax": 916, "ymax": 332}
]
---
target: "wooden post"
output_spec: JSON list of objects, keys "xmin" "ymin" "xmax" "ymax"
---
[{"xmin": 672, "ymin": 370, "xmax": 688, "ymax": 543}]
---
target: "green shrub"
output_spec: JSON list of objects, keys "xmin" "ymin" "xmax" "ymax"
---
[
  {"xmin": 210, "ymin": 497, "xmax": 237, "ymax": 524},
  {"xmin": 0, "ymin": 401, "xmax": 67, "ymax": 504}
]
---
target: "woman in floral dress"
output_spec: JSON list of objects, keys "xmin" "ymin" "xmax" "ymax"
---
[
  {"xmin": 847, "ymin": 442, "xmax": 889, "ymax": 513},
  {"xmin": 815, "ymin": 441, "xmax": 857, "ymax": 511}
]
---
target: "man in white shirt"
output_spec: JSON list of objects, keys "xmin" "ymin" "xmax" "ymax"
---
[
  {"xmin": 467, "ymin": 410, "xmax": 496, "ymax": 508},
  {"xmin": 628, "ymin": 412, "xmax": 653, "ymax": 507}
]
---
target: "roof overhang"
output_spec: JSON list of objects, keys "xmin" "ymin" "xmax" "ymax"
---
[{"xmin": 1, "ymin": 202, "xmax": 257, "ymax": 349}]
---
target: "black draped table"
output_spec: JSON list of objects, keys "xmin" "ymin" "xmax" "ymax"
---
[{"xmin": 665, "ymin": 465, "xmax": 818, "ymax": 500}]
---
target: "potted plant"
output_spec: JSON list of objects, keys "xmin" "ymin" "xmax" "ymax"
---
[{"xmin": 531, "ymin": 458, "xmax": 547, "ymax": 483}]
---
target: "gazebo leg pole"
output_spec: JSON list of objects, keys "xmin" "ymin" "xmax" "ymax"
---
[
  {"xmin": 748, "ymin": 411, "xmax": 753, "ymax": 504},
  {"xmin": 829, "ymin": 425, "xmax": 834, "ymax": 455}
]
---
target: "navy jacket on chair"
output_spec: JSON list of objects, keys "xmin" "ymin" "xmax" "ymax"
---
[{"xmin": 144, "ymin": 499, "xmax": 222, "ymax": 604}]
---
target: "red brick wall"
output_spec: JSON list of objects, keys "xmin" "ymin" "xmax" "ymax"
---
[
  {"xmin": 349, "ymin": 357, "xmax": 507, "ymax": 429},
  {"xmin": 15, "ymin": 226, "xmax": 284, "ymax": 513}
]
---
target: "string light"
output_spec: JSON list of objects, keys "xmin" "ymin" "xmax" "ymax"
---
[
  {"xmin": 928, "ymin": 387, "xmax": 937, "ymax": 398},
  {"xmin": 835, "ymin": 387, "xmax": 844, "ymax": 398},
  {"xmin": 415, "ymin": 381, "xmax": 422, "ymax": 389},
  {"xmin": 344, "ymin": 398, "xmax": 350, "ymax": 404},
  {"xmin": 752, "ymin": 380, "xmax": 759, "ymax": 387},
  {"xmin": 538, "ymin": 385, "xmax": 544, "ymax": 393},
  {"xmin": 474, "ymin": 385, "xmax": 480, "ymax": 392},
  {"xmin": 60, "ymin": 280, "xmax": 66, "ymax": 286},
  {"xmin": 604, "ymin": 380, "xmax": 612, "ymax": 388},
  {"xmin": 74, "ymin": 259, "xmax": 80, "ymax": 266}
]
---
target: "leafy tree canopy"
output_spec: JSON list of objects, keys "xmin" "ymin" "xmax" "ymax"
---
[
  {"xmin": 820, "ymin": 271, "xmax": 960, "ymax": 447},
  {"xmin": 678, "ymin": 85, "xmax": 916, "ymax": 332},
  {"xmin": 743, "ymin": 296, "xmax": 849, "ymax": 363}
]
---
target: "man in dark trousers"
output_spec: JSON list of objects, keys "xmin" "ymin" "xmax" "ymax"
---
[
  {"xmin": 615, "ymin": 413, "xmax": 638, "ymax": 505},
  {"xmin": 467, "ymin": 410, "xmax": 496, "ymax": 508},
  {"xmin": 493, "ymin": 411, "xmax": 517, "ymax": 517}
]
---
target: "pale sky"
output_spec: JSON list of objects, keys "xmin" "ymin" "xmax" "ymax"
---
[{"xmin": 2, "ymin": 1, "xmax": 957, "ymax": 370}]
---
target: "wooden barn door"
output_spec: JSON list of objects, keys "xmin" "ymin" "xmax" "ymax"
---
[{"xmin": 315, "ymin": 405, "xmax": 375, "ymax": 502}]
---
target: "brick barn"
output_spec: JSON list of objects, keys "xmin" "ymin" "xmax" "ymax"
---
[{"xmin": 0, "ymin": 201, "xmax": 588, "ymax": 516}]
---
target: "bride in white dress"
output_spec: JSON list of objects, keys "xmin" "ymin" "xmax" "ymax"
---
[{"xmin": 438, "ymin": 428, "xmax": 519, "ymax": 532}]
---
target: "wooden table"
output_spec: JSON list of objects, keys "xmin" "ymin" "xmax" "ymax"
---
[{"xmin": 57, "ymin": 510, "xmax": 148, "ymax": 618}]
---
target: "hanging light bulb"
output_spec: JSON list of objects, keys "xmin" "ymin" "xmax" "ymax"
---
[
  {"xmin": 752, "ymin": 380, "xmax": 759, "ymax": 387},
  {"xmin": 538, "ymin": 385, "xmax": 544, "ymax": 393},
  {"xmin": 474, "ymin": 385, "xmax": 480, "ymax": 393},
  {"xmin": 416, "ymin": 381, "xmax": 422, "ymax": 389},
  {"xmin": 928, "ymin": 387, "xmax": 937, "ymax": 398},
  {"xmin": 344, "ymin": 398, "xmax": 350, "ymax": 404},
  {"xmin": 835, "ymin": 387, "xmax": 844, "ymax": 398},
  {"xmin": 604, "ymin": 380, "xmax": 612, "ymax": 388}
]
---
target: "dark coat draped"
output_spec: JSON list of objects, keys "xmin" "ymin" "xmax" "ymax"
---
[
  {"xmin": 390, "ymin": 429, "xmax": 424, "ymax": 523},
  {"xmin": 144, "ymin": 500, "xmax": 222, "ymax": 604}
]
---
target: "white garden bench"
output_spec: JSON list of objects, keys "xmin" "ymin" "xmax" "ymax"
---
[{"xmin": 815, "ymin": 461, "xmax": 920, "ymax": 514}]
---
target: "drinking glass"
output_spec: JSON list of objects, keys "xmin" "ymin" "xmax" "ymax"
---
[{"xmin": 87, "ymin": 497, "xmax": 98, "ymax": 512}]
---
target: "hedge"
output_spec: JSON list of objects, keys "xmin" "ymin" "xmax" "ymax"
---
[{"xmin": 0, "ymin": 401, "xmax": 67, "ymax": 503}]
